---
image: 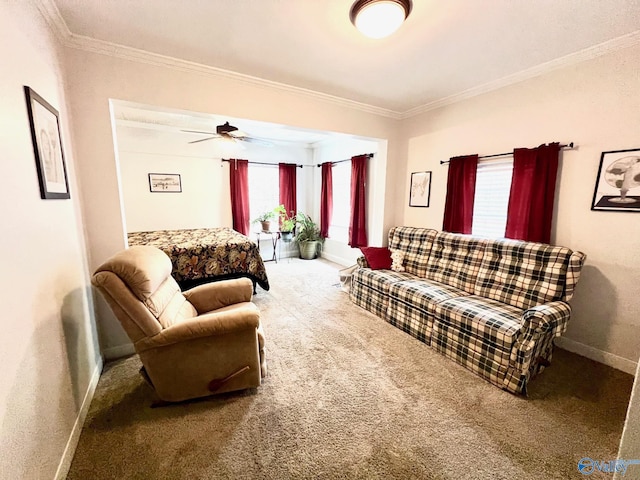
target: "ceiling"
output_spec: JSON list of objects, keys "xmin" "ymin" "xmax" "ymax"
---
[{"xmin": 50, "ymin": 0, "xmax": 640, "ymax": 115}]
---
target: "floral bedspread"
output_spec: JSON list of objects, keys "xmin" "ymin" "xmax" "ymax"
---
[{"xmin": 127, "ymin": 227, "xmax": 269, "ymax": 290}]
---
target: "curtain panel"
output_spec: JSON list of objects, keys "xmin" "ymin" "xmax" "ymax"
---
[
  {"xmin": 320, "ymin": 162, "xmax": 333, "ymax": 238},
  {"xmin": 278, "ymin": 163, "xmax": 297, "ymax": 227},
  {"xmin": 229, "ymin": 159, "xmax": 250, "ymax": 235},
  {"xmin": 505, "ymin": 143, "xmax": 560, "ymax": 243},
  {"xmin": 442, "ymin": 154, "xmax": 479, "ymax": 234},
  {"xmin": 348, "ymin": 154, "xmax": 368, "ymax": 247}
]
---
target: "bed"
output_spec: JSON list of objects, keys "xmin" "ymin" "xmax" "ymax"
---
[{"xmin": 127, "ymin": 227, "xmax": 270, "ymax": 291}]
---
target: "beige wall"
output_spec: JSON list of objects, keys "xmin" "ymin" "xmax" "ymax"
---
[
  {"xmin": 63, "ymin": 46, "xmax": 400, "ymax": 356},
  {"xmin": 0, "ymin": 3, "xmax": 101, "ymax": 479},
  {"xmin": 399, "ymin": 43, "xmax": 640, "ymax": 372}
]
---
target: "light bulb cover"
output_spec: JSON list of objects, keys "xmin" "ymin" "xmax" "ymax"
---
[{"xmin": 350, "ymin": 0, "xmax": 412, "ymax": 39}]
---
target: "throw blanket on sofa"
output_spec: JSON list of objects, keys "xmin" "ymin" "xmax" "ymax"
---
[
  {"xmin": 127, "ymin": 227, "xmax": 270, "ymax": 291},
  {"xmin": 350, "ymin": 227, "xmax": 585, "ymax": 395}
]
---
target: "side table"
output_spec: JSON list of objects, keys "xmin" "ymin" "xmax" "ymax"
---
[{"xmin": 255, "ymin": 231, "xmax": 280, "ymax": 263}]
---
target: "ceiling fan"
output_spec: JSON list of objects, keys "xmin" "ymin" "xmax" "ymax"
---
[{"xmin": 182, "ymin": 122, "xmax": 273, "ymax": 147}]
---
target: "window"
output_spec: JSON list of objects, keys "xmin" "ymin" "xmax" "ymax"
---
[
  {"xmin": 329, "ymin": 161, "xmax": 351, "ymax": 242},
  {"xmin": 471, "ymin": 158, "xmax": 513, "ymax": 238},
  {"xmin": 248, "ymin": 165, "xmax": 279, "ymax": 228}
]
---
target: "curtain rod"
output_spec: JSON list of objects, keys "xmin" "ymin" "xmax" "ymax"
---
[
  {"xmin": 316, "ymin": 152, "xmax": 375, "ymax": 167},
  {"xmin": 221, "ymin": 159, "xmax": 304, "ymax": 168},
  {"xmin": 439, "ymin": 142, "xmax": 575, "ymax": 165}
]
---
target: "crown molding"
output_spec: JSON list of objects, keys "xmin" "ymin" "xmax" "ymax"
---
[
  {"xmin": 400, "ymin": 29, "xmax": 640, "ymax": 119},
  {"xmin": 37, "ymin": 0, "xmax": 401, "ymax": 120},
  {"xmin": 37, "ymin": 0, "xmax": 640, "ymax": 122}
]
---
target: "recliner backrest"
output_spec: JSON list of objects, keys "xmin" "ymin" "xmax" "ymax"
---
[{"xmin": 92, "ymin": 246, "xmax": 197, "ymax": 342}]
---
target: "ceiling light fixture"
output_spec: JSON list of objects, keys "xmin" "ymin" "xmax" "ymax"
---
[{"xmin": 350, "ymin": 0, "xmax": 412, "ymax": 39}]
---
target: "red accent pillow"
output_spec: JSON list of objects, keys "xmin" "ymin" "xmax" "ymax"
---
[{"xmin": 360, "ymin": 247, "xmax": 392, "ymax": 270}]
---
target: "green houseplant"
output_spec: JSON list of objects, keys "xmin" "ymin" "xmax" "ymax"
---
[
  {"xmin": 252, "ymin": 210, "xmax": 276, "ymax": 232},
  {"xmin": 295, "ymin": 212, "xmax": 323, "ymax": 259},
  {"xmin": 274, "ymin": 205, "xmax": 296, "ymax": 241}
]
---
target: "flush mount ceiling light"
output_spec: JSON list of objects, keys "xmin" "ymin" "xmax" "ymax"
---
[{"xmin": 350, "ymin": 0, "xmax": 412, "ymax": 39}]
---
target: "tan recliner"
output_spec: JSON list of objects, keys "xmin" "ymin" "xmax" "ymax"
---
[{"xmin": 91, "ymin": 246, "xmax": 266, "ymax": 403}]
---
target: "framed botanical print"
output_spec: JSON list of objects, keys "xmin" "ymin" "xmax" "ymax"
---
[
  {"xmin": 24, "ymin": 86, "xmax": 70, "ymax": 199},
  {"xmin": 409, "ymin": 171, "xmax": 431, "ymax": 207}
]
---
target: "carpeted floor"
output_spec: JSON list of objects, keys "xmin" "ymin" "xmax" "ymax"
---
[{"xmin": 68, "ymin": 259, "xmax": 633, "ymax": 479}]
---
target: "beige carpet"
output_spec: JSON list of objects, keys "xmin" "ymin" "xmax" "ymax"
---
[{"xmin": 68, "ymin": 259, "xmax": 633, "ymax": 479}]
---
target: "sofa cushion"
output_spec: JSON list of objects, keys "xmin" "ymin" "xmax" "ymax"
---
[
  {"xmin": 388, "ymin": 227, "xmax": 438, "ymax": 277},
  {"xmin": 424, "ymin": 232, "xmax": 486, "ymax": 293},
  {"xmin": 432, "ymin": 295, "xmax": 523, "ymax": 384},
  {"xmin": 351, "ymin": 268, "xmax": 416, "ymax": 318},
  {"xmin": 387, "ymin": 279, "xmax": 469, "ymax": 344},
  {"xmin": 473, "ymin": 239, "xmax": 571, "ymax": 309}
]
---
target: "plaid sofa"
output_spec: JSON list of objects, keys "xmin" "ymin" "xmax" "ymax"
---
[{"xmin": 350, "ymin": 227, "xmax": 586, "ymax": 395}]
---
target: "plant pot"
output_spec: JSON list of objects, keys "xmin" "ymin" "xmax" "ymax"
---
[
  {"xmin": 260, "ymin": 221, "xmax": 271, "ymax": 232},
  {"xmin": 281, "ymin": 231, "xmax": 294, "ymax": 242},
  {"xmin": 299, "ymin": 240, "xmax": 319, "ymax": 260}
]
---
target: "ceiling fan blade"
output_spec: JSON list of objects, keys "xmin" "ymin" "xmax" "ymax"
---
[
  {"xmin": 181, "ymin": 129, "xmax": 216, "ymax": 135},
  {"xmin": 227, "ymin": 130, "xmax": 248, "ymax": 138},
  {"xmin": 238, "ymin": 136, "xmax": 274, "ymax": 147},
  {"xmin": 188, "ymin": 136, "xmax": 218, "ymax": 144}
]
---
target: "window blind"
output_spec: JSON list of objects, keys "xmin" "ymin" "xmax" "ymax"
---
[{"xmin": 472, "ymin": 157, "xmax": 514, "ymax": 239}]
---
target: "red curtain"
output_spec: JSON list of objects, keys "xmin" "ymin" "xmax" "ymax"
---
[
  {"xmin": 348, "ymin": 155, "xmax": 368, "ymax": 247},
  {"xmin": 320, "ymin": 162, "xmax": 333, "ymax": 238},
  {"xmin": 505, "ymin": 143, "xmax": 560, "ymax": 243},
  {"xmin": 229, "ymin": 159, "xmax": 250, "ymax": 235},
  {"xmin": 279, "ymin": 163, "xmax": 297, "ymax": 225},
  {"xmin": 442, "ymin": 154, "xmax": 479, "ymax": 234}
]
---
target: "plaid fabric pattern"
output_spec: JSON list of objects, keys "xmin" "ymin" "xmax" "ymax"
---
[
  {"xmin": 563, "ymin": 251, "xmax": 586, "ymax": 302},
  {"xmin": 356, "ymin": 256, "xmax": 369, "ymax": 268},
  {"xmin": 502, "ymin": 301, "xmax": 571, "ymax": 394},
  {"xmin": 424, "ymin": 232, "xmax": 486, "ymax": 293},
  {"xmin": 350, "ymin": 268, "xmax": 416, "ymax": 318},
  {"xmin": 473, "ymin": 239, "xmax": 571, "ymax": 310},
  {"xmin": 388, "ymin": 227, "xmax": 438, "ymax": 277},
  {"xmin": 432, "ymin": 296, "xmax": 522, "ymax": 387},
  {"xmin": 387, "ymin": 279, "xmax": 469, "ymax": 344}
]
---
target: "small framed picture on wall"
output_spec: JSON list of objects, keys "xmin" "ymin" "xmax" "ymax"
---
[
  {"xmin": 149, "ymin": 173, "xmax": 182, "ymax": 193},
  {"xmin": 24, "ymin": 86, "xmax": 70, "ymax": 199},
  {"xmin": 409, "ymin": 171, "xmax": 431, "ymax": 207},
  {"xmin": 591, "ymin": 148, "xmax": 640, "ymax": 212}
]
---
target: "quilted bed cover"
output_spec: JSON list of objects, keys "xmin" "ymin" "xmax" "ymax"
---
[{"xmin": 127, "ymin": 227, "xmax": 269, "ymax": 290}]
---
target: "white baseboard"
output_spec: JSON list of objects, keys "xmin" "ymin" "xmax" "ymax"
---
[
  {"xmin": 556, "ymin": 337, "xmax": 638, "ymax": 375},
  {"xmin": 319, "ymin": 251, "xmax": 354, "ymax": 267},
  {"xmin": 54, "ymin": 357, "xmax": 103, "ymax": 480},
  {"xmin": 102, "ymin": 343, "xmax": 135, "ymax": 360}
]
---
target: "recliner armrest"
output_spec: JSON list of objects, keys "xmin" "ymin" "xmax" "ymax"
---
[
  {"xmin": 135, "ymin": 302, "xmax": 260, "ymax": 351},
  {"xmin": 184, "ymin": 277, "xmax": 253, "ymax": 313}
]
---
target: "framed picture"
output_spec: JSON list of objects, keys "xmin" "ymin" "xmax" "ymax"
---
[
  {"xmin": 149, "ymin": 173, "xmax": 182, "ymax": 193},
  {"xmin": 24, "ymin": 86, "xmax": 70, "ymax": 199},
  {"xmin": 409, "ymin": 171, "xmax": 431, "ymax": 207},
  {"xmin": 591, "ymin": 148, "xmax": 640, "ymax": 212}
]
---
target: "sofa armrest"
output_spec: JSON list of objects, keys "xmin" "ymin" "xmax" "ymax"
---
[
  {"xmin": 521, "ymin": 301, "xmax": 572, "ymax": 337},
  {"xmin": 356, "ymin": 256, "xmax": 369, "ymax": 268},
  {"xmin": 509, "ymin": 301, "xmax": 572, "ymax": 375},
  {"xmin": 136, "ymin": 302, "xmax": 260, "ymax": 351},
  {"xmin": 184, "ymin": 277, "xmax": 253, "ymax": 313}
]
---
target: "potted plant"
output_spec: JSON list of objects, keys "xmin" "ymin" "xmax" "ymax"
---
[
  {"xmin": 274, "ymin": 205, "xmax": 296, "ymax": 241},
  {"xmin": 295, "ymin": 212, "xmax": 323, "ymax": 259},
  {"xmin": 252, "ymin": 210, "xmax": 276, "ymax": 232}
]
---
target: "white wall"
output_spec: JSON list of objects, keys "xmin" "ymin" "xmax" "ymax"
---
[
  {"xmin": 313, "ymin": 137, "xmax": 384, "ymax": 266},
  {"xmin": 63, "ymin": 45, "xmax": 399, "ymax": 356},
  {"xmin": 0, "ymin": 3, "xmax": 101, "ymax": 479},
  {"xmin": 400, "ymin": 43, "xmax": 640, "ymax": 372},
  {"xmin": 116, "ymin": 123, "xmax": 313, "ymax": 233}
]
